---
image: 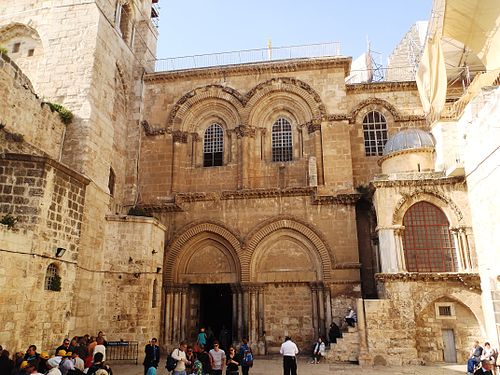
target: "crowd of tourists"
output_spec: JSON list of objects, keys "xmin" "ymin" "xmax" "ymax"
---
[
  {"xmin": 143, "ymin": 329, "xmax": 253, "ymax": 375},
  {"xmin": 0, "ymin": 332, "xmax": 113, "ymax": 375},
  {"xmin": 467, "ymin": 340, "xmax": 499, "ymax": 375}
]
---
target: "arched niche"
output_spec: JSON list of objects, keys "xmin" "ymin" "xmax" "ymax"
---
[{"xmin": 251, "ymin": 230, "xmax": 322, "ymax": 282}]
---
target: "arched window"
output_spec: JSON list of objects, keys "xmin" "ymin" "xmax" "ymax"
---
[
  {"xmin": 44, "ymin": 263, "xmax": 61, "ymax": 291},
  {"xmin": 203, "ymin": 123, "xmax": 224, "ymax": 167},
  {"xmin": 363, "ymin": 110, "xmax": 387, "ymax": 156},
  {"xmin": 152, "ymin": 279, "xmax": 158, "ymax": 308},
  {"xmin": 402, "ymin": 202, "xmax": 457, "ymax": 272},
  {"xmin": 115, "ymin": 1, "xmax": 134, "ymax": 45},
  {"xmin": 108, "ymin": 167, "xmax": 116, "ymax": 196},
  {"xmin": 272, "ymin": 118, "xmax": 293, "ymax": 162}
]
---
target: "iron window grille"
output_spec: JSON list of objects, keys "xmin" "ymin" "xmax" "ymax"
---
[
  {"xmin": 272, "ymin": 118, "xmax": 293, "ymax": 162},
  {"xmin": 203, "ymin": 123, "xmax": 224, "ymax": 167},
  {"xmin": 44, "ymin": 263, "xmax": 59, "ymax": 291},
  {"xmin": 402, "ymin": 202, "xmax": 458, "ymax": 272},
  {"xmin": 363, "ymin": 110, "xmax": 388, "ymax": 156}
]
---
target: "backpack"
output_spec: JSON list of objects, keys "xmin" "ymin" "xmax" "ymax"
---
[
  {"xmin": 242, "ymin": 349, "xmax": 253, "ymax": 367},
  {"xmin": 165, "ymin": 350, "xmax": 178, "ymax": 372}
]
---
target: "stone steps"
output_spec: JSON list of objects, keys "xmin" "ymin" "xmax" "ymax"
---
[{"xmin": 325, "ymin": 326, "xmax": 360, "ymax": 363}]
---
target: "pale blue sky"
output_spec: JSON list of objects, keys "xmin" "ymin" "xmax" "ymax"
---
[{"xmin": 157, "ymin": 1, "xmax": 433, "ymax": 64}]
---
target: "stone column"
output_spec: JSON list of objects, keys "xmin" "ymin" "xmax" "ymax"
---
[
  {"xmin": 317, "ymin": 285, "xmax": 326, "ymax": 338},
  {"xmin": 163, "ymin": 285, "xmax": 173, "ymax": 345},
  {"xmin": 180, "ymin": 286, "xmax": 188, "ymax": 340},
  {"xmin": 377, "ymin": 225, "xmax": 406, "ymax": 273},
  {"xmin": 394, "ymin": 225, "xmax": 407, "ymax": 272},
  {"xmin": 307, "ymin": 121, "xmax": 324, "ymax": 185},
  {"xmin": 324, "ymin": 286, "xmax": 332, "ymax": 332},
  {"xmin": 231, "ymin": 284, "xmax": 241, "ymax": 344},
  {"xmin": 310, "ymin": 282, "xmax": 320, "ymax": 337},
  {"xmin": 459, "ymin": 226, "xmax": 473, "ymax": 270},
  {"xmin": 171, "ymin": 131, "xmax": 189, "ymax": 193},
  {"xmin": 241, "ymin": 285, "xmax": 250, "ymax": 338},
  {"xmin": 450, "ymin": 227, "xmax": 464, "ymax": 270}
]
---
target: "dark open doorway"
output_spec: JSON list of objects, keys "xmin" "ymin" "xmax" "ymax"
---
[{"xmin": 199, "ymin": 284, "xmax": 233, "ymax": 351}]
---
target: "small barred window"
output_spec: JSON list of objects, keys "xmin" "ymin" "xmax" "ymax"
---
[
  {"xmin": 272, "ymin": 118, "xmax": 293, "ymax": 162},
  {"xmin": 44, "ymin": 263, "xmax": 61, "ymax": 291},
  {"xmin": 363, "ymin": 111, "xmax": 388, "ymax": 156},
  {"xmin": 203, "ymin": 123, "xmax": 224, "ymax": 167}
]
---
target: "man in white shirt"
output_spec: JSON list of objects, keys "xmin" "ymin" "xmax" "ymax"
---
[
  {"xmin": 209, "ymin": 340, "xmax": 226, "ymax": 375},
  {"xmin": 280, "ymin": 336, "xmax": 299, "ymax": 375},
  {"xmin": 171, "ymin": 341, "xmax": 190, "ymax": 375}
]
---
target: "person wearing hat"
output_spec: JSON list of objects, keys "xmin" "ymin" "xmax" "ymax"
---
[
  {"xmin": 46, "ymin": 357, "xmax": 62, "ymax": 375},
  {"xmin": 23, "ymin": 345, "xmax": 41, "ymax": 370},
  {"xmin": 24, "ymin": 360, "xmax": 43, "ymax": 375},
  {"xmin": 38, "ymin": 352, "xmax": 49, "ymax": 374},
  {"xmin": 280, "ymin": 336, "xmax": 299, "ymax": 375},
  {"xmin": 59, "ymin": 352, "xmax": 75, "ymax": 375}
]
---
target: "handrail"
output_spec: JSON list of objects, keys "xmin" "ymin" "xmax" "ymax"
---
[{"xmin": 152, "ymin": 42, "xmax": 342, "ymax": 72}]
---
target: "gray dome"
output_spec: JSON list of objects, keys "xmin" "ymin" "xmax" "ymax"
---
[{"xmin": 383, "ymin": 129, "xmax": 435, "ymax": 156}]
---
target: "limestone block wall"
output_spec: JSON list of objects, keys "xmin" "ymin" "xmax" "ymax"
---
[
  {"xmin": 0, "ymin": 53, "xmax": 65, "ymax": 160},
  {"xmin": 264, "ymin": 283, "xmax": 313, "ymax": 351},
  {"xmin": 0, "ymin": 153, "xmax": 88, "ymax": 352},
  {"xmin": 100, "ymin": 216, "xmax": 165, "ymax": 352},
  {"xmin": 363, "ymin": 278, "xmax": 483, "ymax": 365}
]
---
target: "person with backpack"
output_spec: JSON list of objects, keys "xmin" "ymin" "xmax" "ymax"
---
[
  {"xmin": 167, "ymin": 341, "xmax": 191, "ymax": 375},
  {"xmin": 238, "ymin": 338, "xmax": 253, "ymax": 375}
]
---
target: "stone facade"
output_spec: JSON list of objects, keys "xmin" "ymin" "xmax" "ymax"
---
[{"xmin": 0, "ymin": 0, "xmax": 497, "ymax": 368}]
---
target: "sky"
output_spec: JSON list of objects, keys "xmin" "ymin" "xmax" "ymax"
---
[{"xmin": 156, "ymin": 0, "xmax": 433, "ymax": 65}]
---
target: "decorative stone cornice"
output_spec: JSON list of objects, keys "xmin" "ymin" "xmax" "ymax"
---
[
  {"xmin": 163, "ymin": 283, "xmax": 190, "ymax": 293},
  {"xmin": 306, "ymin": 120, "xmax": 322, "ymax": 134},
  {"xmin": 233, "ymin": 124, "xmax": 256, "ymax": 138},
  {"xmin": 324, "ymin": 114, "xmax": 349, "ymax": 122},
  {"xmin": 312, "ymin": 193, "xmax": 361, "ymax": 205},
  {"xmin": 145, "ymin": 57, "xmax": 352, "ymax": 83},
  {"xmin": 139, "ymin": 188, "xmax": 361, "ymax": 212},
  {"xmin": 372, "ymin": 174, "xmax": 466, "ymax": 188},
  {"xmin": 346, "ymin": 81, "xmax": 418, "ymax": 93},
  {"xmin": 309, "ymin": 281, "xmax": 325, "ymax": 291},
  {"xmin": 221, "ymin": 187, "xmax": 315, "ymax": 200},
  {"xmin": 240, "ymin": 283, "xmax": 265, "ymax": 293},
  {"xmin": 332, "ymin": 262, "xmax": 361, "ymax": 270},
  {"xmin": 141, "ymin": 120, "xmax": 168, "ymax": 136},
  {"xmin": 375, "ymin": 272, "xmax": 481, "ymax": 291},
  {"xmin": 172, "ymin": 130, "xmax": 189, "ymax": 143}
]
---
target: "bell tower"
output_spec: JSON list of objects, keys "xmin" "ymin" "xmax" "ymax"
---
[{"xmin": 0, "ymin": 0, "xmax": 162, "ymax": 342}]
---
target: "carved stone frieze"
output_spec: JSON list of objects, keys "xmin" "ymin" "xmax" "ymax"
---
[
  {"xmin": 306, "ymin": 120, "xmax": 322, "ymax": 134},
  {"xmin": 332, "ymin": 262, "xmax": 361, "ymax": 270},
  {"xmin": 234, "ymin": 124, "xmax": 256, "ymax": 138},
  {"xmin": 172, "ymin": 130, "xmax": 189, "ymax": 143},
  {"xmin": 375, "ymin": 272, "xmax": 481, "ymax": 291},
  {"xmin": 141, "ymin": 120, "xmax": 169, "ymax": 136},
  {"xmin": 372, "ymin": 174, "xmax": 466, "ymax": 188},
  {"xmin": 312, "ymin": 193, "xmax": 361, "ymax": 205}
]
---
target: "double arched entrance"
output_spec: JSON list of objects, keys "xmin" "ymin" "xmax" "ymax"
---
[{"xmin": 161, "ymin": 219, "xmax": 334, "ymax": 352}]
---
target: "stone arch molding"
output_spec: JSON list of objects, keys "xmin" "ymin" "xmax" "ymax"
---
[
  {"xmin": 164, "ymin": 221, "xmax": 243, "ymax": 284},
  {"xmin": 414, "ymin": 290, "xmax": 485, "ymax": 336},
  {"xmin": 167, "ymin": 78, "xmax": 326, "ymax": 132},
  {"xmin": 349, "ymin": 98, "xmax": 401, "ymax": 124},
  {"xmin": 392, "ymin": 190, "xmax": 464, "ymax": 227},
  {"xmin": 242, "ymin": 216, "xmax": 334, "ymax": 283}
]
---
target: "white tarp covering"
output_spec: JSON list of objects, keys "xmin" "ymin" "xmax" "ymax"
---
[
  {"xmin": 416, "ymin": 36, "xmax": 447, "ymax": 115},
  {"xmin": 443, "ymin": 0, "xmax": 500, "ymax": 71},
  {"xmin": 346, "ymin": 52, "xmax": 372, "ymax": 84}
]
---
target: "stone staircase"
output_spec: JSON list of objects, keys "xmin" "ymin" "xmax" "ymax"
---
[{"xmin": 324, "ymin": 326, "xmax": 360, "ymax": 363}]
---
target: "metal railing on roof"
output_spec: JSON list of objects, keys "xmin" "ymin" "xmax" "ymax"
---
[{"xmin": 153, "ymin": 42, "xmax": 342, "ymax": 72}]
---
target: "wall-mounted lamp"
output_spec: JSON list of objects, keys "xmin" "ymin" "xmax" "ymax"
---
[{"xmin": 55, "ymin": 247, "xmax": 66, "ymax": 257}]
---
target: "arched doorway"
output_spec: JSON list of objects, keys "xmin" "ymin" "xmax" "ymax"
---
[
  {"xmin": 416, "ymin": 296, "xmax": 482, "ymax": 363},
  {"xmin": 163, "ymin": 224, "xmax": 242, "ymax": 347}
]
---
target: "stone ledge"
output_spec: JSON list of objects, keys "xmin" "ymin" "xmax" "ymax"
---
[
  {"xmin": 3, "ymin": 153, "xmax": 90, "ymax": 186},
  {"xmin": 375, "ymin": 272, "xmax": 481, "ymax": 290}
]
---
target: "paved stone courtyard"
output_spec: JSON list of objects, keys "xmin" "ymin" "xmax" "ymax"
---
[{"xmin": 111, "ymin": 356, "xmax": 466, "ymax": 375}]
